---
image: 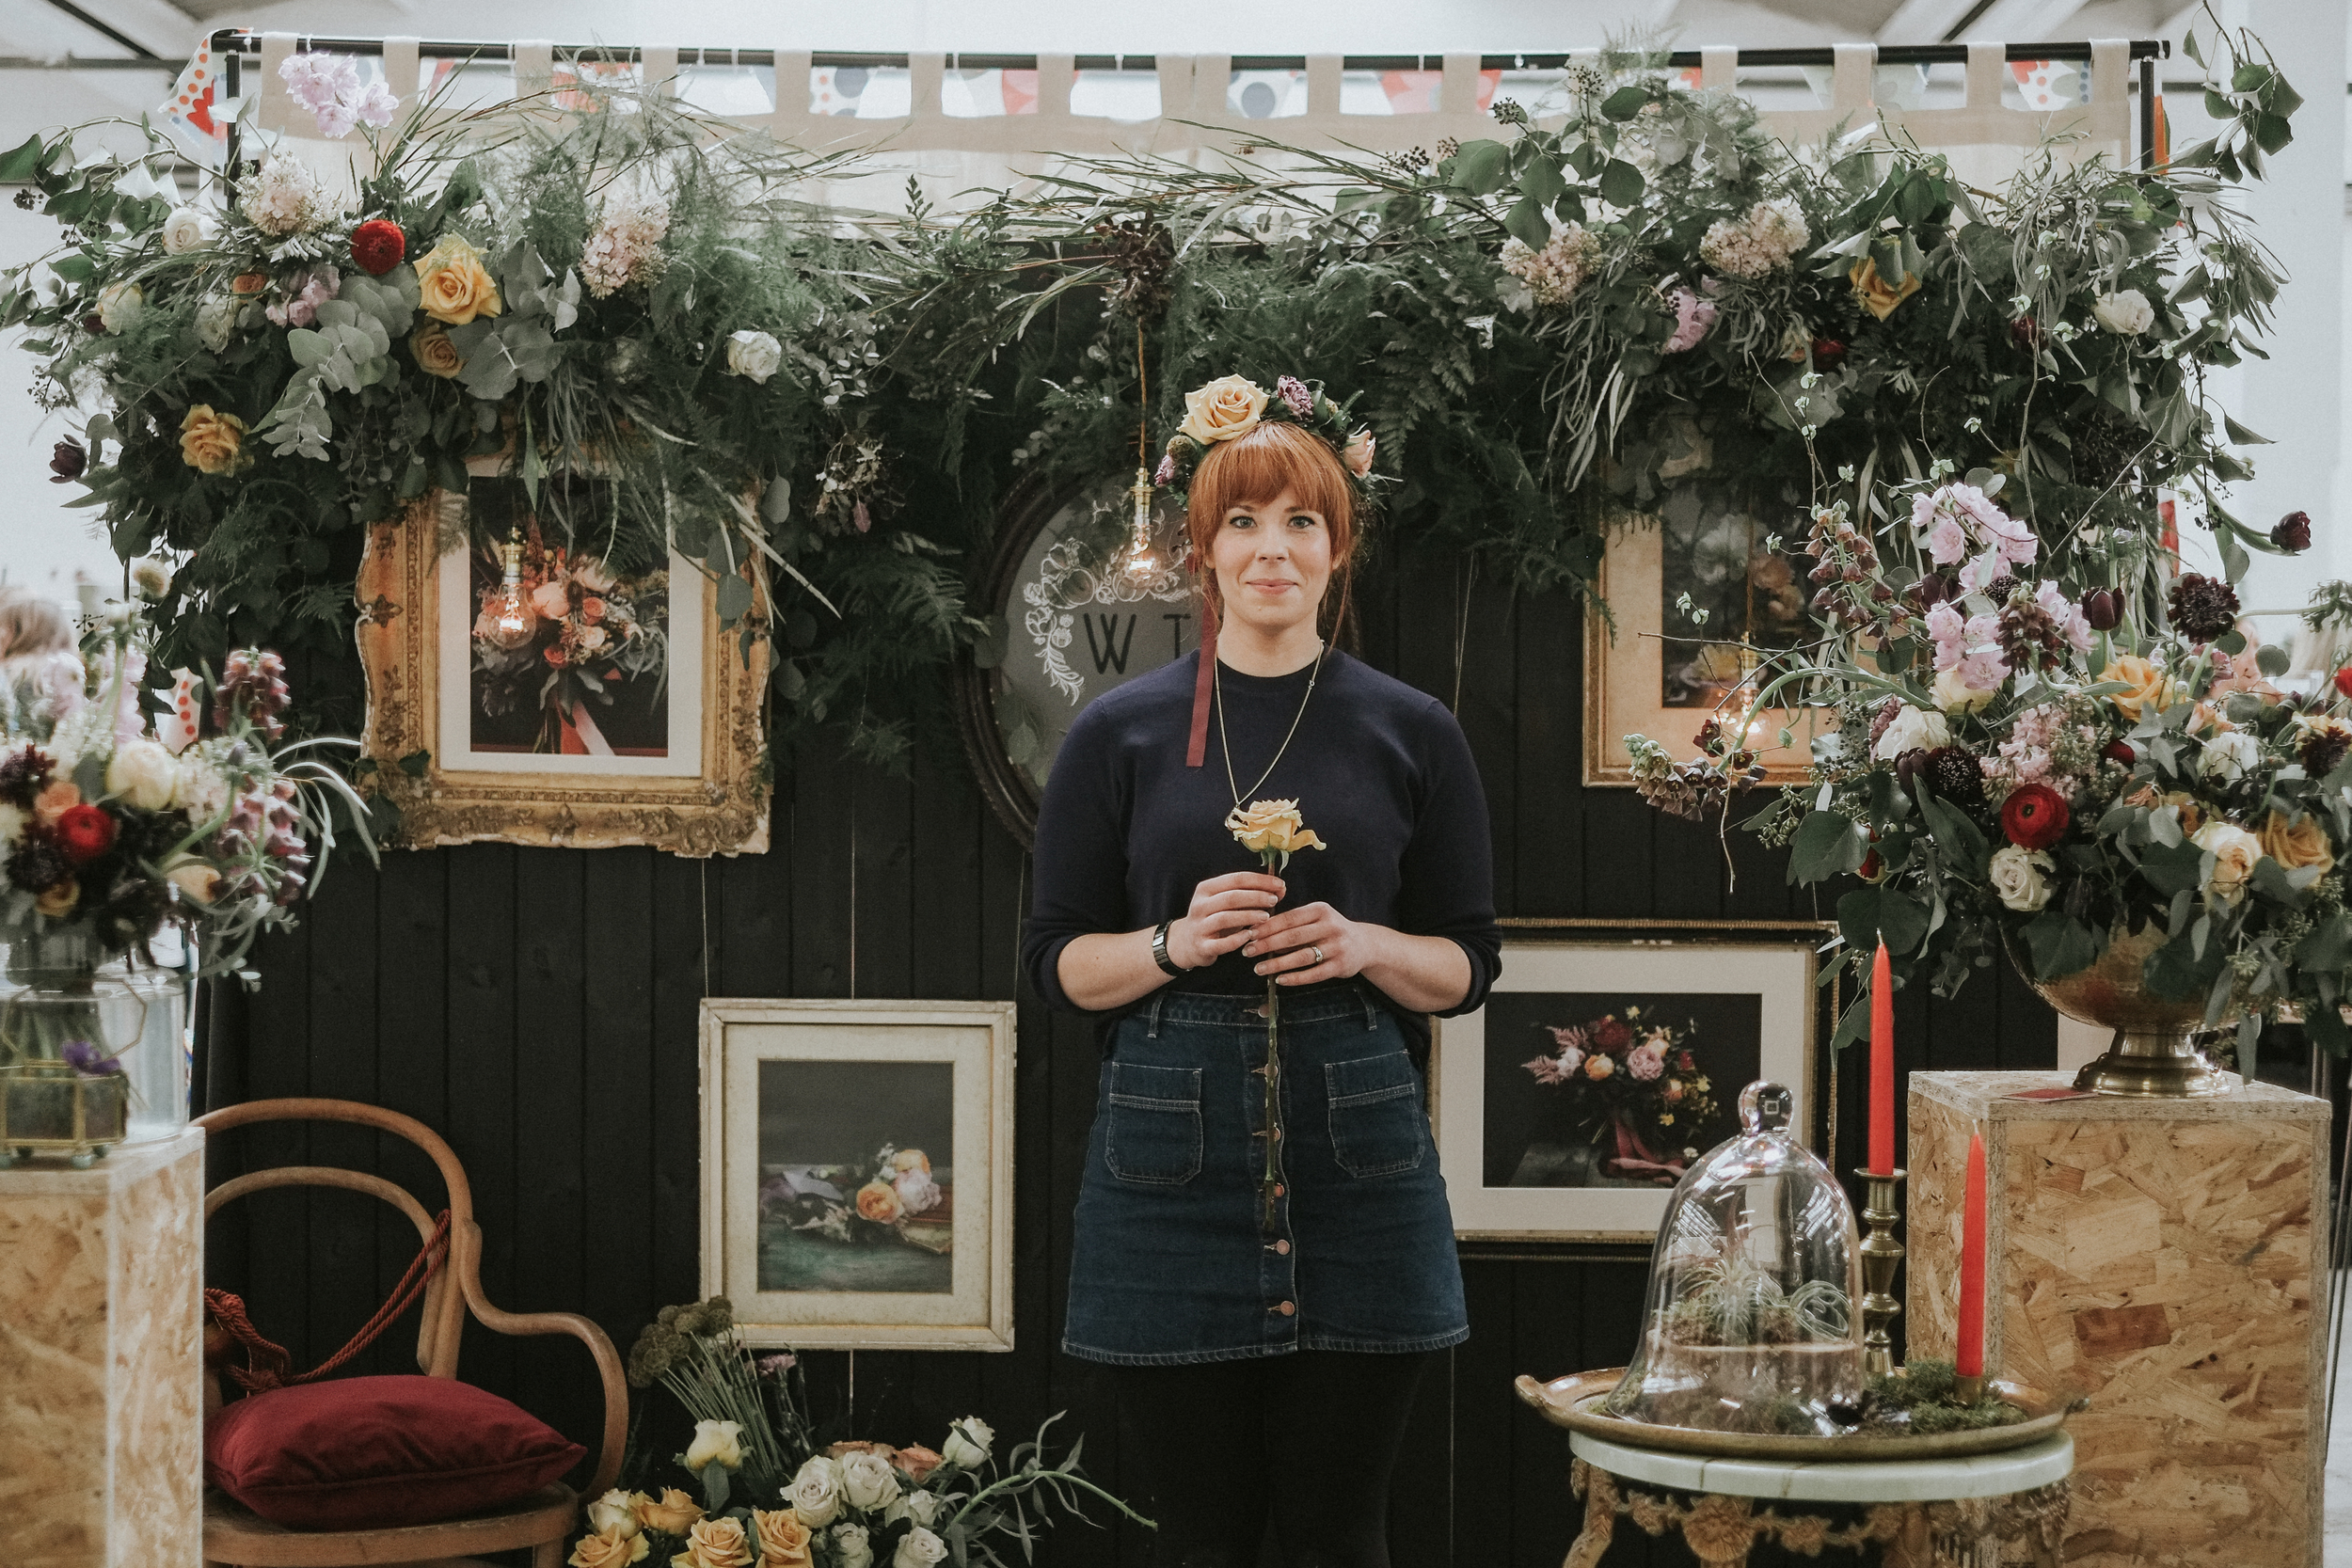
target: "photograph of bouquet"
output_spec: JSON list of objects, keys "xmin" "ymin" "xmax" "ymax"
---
[
  {"xmin": 469, "ymin": 503, "xmax": 670, "ymax": 757},
  {"xmin": 1516, "ymin": 1006, "xmax": 1724, "ymax": 1187},
  {"xmin": 602, "ymin": 1296, "xmax": 1146, "ymax": 1568}
]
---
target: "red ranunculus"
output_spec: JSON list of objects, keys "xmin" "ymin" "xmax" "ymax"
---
[
  {"xmin": 53, "ymin": 804, "xmax": 118, "ymax": 863},
  {"xmin": 350, "ymin": 219, "xmax": 406, "ymax": 277},
  {"xmin": 2000, "ymin": 783, "xmax": 2070, "ymax": 850},
  {"xmin": 2336, "ymin": 665, "xmax": 2352, "ymax": 702}
]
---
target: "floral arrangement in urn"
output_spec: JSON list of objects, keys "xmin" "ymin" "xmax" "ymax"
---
[
  {"xmin": 1520, "ymin": 1006, "xmax": 1721, "ymax": 1181},
  {"xmin": 606, "ymin": 1297, "xmax": 1145, "ymax": 1568}
]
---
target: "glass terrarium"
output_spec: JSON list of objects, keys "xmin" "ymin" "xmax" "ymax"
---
[{"xmin": 1604, "ymin": 1080, "xmax": 1864, "ymax": 1436}]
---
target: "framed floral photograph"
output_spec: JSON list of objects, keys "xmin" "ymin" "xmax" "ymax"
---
[
  {"xmin": 699, "ymin": 998, "xmax": 1017, "ymax": 1351},
  {"xmin": 357, "ymin": 470, "xmax": 770, "ymax": 855},
  {"xmin": 1583, "ymin": 509, "xmax": 1825, "ymax": 787},
  {"xmin": 1434, "ymin": 921, "xmax": 1829, "ymax": 1243}
]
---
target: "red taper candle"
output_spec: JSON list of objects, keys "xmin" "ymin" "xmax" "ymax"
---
[
  {"xmin": 1957, "ymin": 1129, "xmax": 1987, "ymax": 1379},
  {"xmin": 1867, "ymin": 939, "xmax": 1895, "ymax": 1176}
]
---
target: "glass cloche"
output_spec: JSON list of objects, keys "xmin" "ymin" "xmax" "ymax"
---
[{"xmin": 1604, "ymin": 1081, "xmax": 1865, "ymax": 1436}]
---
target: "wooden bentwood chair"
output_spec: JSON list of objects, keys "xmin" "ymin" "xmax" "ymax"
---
[{"xmin": 196, "ymin": 1098, "xmax": 627, "ymax": 1568}]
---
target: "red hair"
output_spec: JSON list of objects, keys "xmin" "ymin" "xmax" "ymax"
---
[{"xmin": 1184, "ymin": 421, "xmax": 1359, "ymax": 641}]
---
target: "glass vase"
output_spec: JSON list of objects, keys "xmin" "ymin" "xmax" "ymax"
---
[{"xmin": 0, "ymin": 927, "xmax": 144, "ymax": 1162}]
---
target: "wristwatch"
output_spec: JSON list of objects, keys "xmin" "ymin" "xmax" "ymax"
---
[{"xmin": 1150, "ymin": 919, "xmax": 1186, "ymax": 977}]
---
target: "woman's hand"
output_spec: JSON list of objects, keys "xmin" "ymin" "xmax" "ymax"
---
[
  {"xmin": 1167, "ymin": 871, "xmax": 1286, "ymax": 970},
  {"xmin": 1245, "ymin": 905, "xmax": 1472, "ymax": 1013}
]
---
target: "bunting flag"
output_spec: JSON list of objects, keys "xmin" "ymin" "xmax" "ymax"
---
[{"xmin": 157, "ymin": 37, "xmax": 228, "ymax": 164}]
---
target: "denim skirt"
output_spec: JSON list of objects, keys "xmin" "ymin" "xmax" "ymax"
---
[{"xmin": 1061, "ymin": 985, "xmax": 1470, "ymax": 1366}]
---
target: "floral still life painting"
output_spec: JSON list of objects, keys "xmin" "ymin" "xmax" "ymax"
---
[
  {"xmin": 468, "ymin": 518, "xmax": 670, "ymax": 757},
  {"xmin": 756, "ymin": 1060, "xmax": 955, "ymax": 1295},
  {"xmin": 1517, "ymin": 1003, "xmax": 1726, "ymax": 1186}
]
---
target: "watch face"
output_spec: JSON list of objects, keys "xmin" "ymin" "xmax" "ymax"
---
[{"xmin": 954, "ymin": 473, "xmax": 1195, "ymax": 847}]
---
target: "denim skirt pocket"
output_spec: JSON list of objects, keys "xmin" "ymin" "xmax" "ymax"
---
[
  {"xmin": 1325, "ymin": 1050, "xmax": 1426, "ymax": 1179},
  {"xmin": 1104, "ymin": 1062, "xmax": 1203, "ymax": 1185}
]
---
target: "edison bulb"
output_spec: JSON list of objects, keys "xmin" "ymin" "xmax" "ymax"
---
[{"xmin": 480, "ymin": 530, "xmax": 536, "ymax": 650}]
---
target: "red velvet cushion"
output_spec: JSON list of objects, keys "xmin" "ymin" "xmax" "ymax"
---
[{"xmin": 205, "ymin": 1374, "xmax": 585, "ymax": 1529}]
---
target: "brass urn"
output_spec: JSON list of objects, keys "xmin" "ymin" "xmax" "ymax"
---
[{"xmin": 2008, "ymin": 922, "xmax": 2236, "ymax": 1097}]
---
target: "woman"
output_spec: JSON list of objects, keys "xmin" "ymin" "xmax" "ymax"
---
[{"xmin": 1022, "ymin": 375, "xmax": 1500, "ymax": 1567}]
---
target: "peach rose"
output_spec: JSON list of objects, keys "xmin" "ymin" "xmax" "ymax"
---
[
  {"xmin": 34, "ymin": 779, "xmax": 80, "ymax": 826},
  {"xmin": 1342, "ymin": 429, "xmax": 1376, "ymax": 478},
  {"xmin": 1849, "ymin": 257, "xmax": 1921, "ymax": 321},
  {"xmin": 1225, "ymin": 798, "xmax": 1326, "ymax": 858},
  {"xmin": 1175, "ymin": 374, "xmax": 1269, "ymax": 446},
  {"xmin": 570, "ymin": 1525, "xmax": 650, "ymax": 1568},
  {"xmin": 1583, "ymin": 1053, "xmax": 1614, "ymax": 1081},
  {"xmin": 895, "ymin": 1445, "xmax": 945, "ymax": 1484},
  {"xmin": 855, "ymin": 1180, "xmax": 903, "ymax": 1224},
  {"xmin": 672, "ymin": 1515, "xmax": 754, "ymax": 1568},
  {"xmin": 414, "ymin": 234, "xmax": 503, "ymax": 325},
  {"xmin": 230, "ymin": 271, "xmax": 269, "ymax": 296},
  {"xmin": 180, "ymin": 404, "xmax": 251, "ymax": 475},
  {"xmin": 635, "ymin": 1488, "xmax": 704, "ymax": 1535},
  {"xmin": 892, "ymin": 1148, "xmax": 931, "ymax": 1177},
  {"xmin": 167, "ymin": 859, "xmax": 221, "ymax": 906},
  {"xmin": 751, "ymin": 1508, "xmax": 814, "ymax": 1568},
  {"xmin": 35, "ymin": 879, "xmax": 80, "ymax": 918},
  {"xmin": 2261, "ymin": 809, "xmax": 2334, "ymax": 876},
  {"xmin": 2101, "ymin": 654, "xmax": 2181, "ymax": 723},
  {"xmin": 411, "ymin": 322, "xmax": 466, "ymax": 378}
]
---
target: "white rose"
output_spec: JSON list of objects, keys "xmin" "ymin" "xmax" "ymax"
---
[
  {"xmin": 683, "ymin": 1418, "xmax": 743, "ymax": 1471},
  {"xmin": 725, "ymin": 328, "xmax": 783, "ymax": 384},
  {"xmin": 837, "ymin": 1448, "xmax": 900, "ymax": 1511},
  {"xmin": 585, "ymin": 1489, "xmax": 641, "ymax": 1538},
  {"xmin": 106, "ymin": 737, "xmax": 180, "ymax": 810},
  {"xmin": 2192, "ymin": 819, "xmax": 2261, "ymax": 904},
  {"xmin": 97, "ymin": 280, "xmax": 145, "ymax": 332},
  {"xmin": 943, "ymin": 1417, "xmax": 993, "ymax": 1468},
  {"xmin": 1871, "ymin": 705, "xmax": 1951, "ymax": 762},
  {"xmin": 196, "ymin": 296, "xmax": 240, "ymax": 353},
  {"xmin": 786, "ymin": 1457, "xmax": 842, "ymax": 1527},
  {"xmin": 892, "ymin": 1526, "xmax": 948, "ymax": 1568},
  {"xmin": 889, "ymin": 1489, "xmax": 943, "ymax": 1528},
  {"xmin": 2092, "ymin": 288, "xmax": 2154, "ymax": 336},
  {"xmin": 2200, "ymin": 729, "xmax": 2263, "ymax": 784},
  {"xmin": 893, "ymin": 1169, "xmax": 941, "ymax": 1215},
  {"xmin": 161, "ymin": 205, "xmax": 216, "ymax": 255},
  {"xmin": 1931, "ymin": 665, "xmax": 1994, "ymax": 715},
  {"xmin": 834, "ymin": 1524, "xmax": 874, "ymax": 1568},
  {"xmin": 1989, "ymin": 844, "xmax": 2056, "ymax": 912}
]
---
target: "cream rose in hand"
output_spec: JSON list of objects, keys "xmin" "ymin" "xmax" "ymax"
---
[
  {"xmin": 683, "ymin": 1418, "xmax": 743, "ymax": 1471},
  {"xmin": 162, "ymin": 205, "xmax": 216, "ymax": 255},
  {"xmin": 942, "ymin": 1417, "xmax": 993, "ymax": 1468},
  {"xmin": 837, "ymin": 1447, "xmax": 900, "ymax": 1511},
  {"xmin": 1989, "ymin": 844, "xmax": 2055, "ymax": 912},
  {"xmin": 1176, "ymin": 374, "xmax": 1270, "ymax": 446},
  {"xmin": 1226, "ymin": 799, "xmax": 1326, "ymax": 861},
  {"xmin": 2193, "ymin": 819, "xmax": 2261, "ymax": 904},
  {"xmin": 891, "ymin": 1527, "xmax": 948, "ymax": 1568},
  {"xmin": 785, "ymin": 1456, "xmax": 842, "ymax": 1527},
  {"xmin": 725, "ymin": 329, "xmax": 783, "ymax": 384}
]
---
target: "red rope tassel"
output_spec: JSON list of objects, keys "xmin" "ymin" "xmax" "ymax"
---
[{"xmin": 205, "ymin": 1210, "xmax": 453, "ymax": 1392}]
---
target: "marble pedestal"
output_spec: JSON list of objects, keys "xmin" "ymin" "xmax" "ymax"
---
[
  {"xmin": 4, "ymin": 1126, "xmax": 205, "ymax": 1568},
  {"xmin": 1907, "ymin": 1072, "xmax": 2328, "ymax": 1568}
]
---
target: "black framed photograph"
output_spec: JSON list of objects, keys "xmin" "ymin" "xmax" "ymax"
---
[{"xmin": 1434, "ymin": 921, "xmax": 1829, "ymax": 1242}]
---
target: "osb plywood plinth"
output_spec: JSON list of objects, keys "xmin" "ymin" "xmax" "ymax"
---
[
  {"xmin": 2, "ymin": 1127, "xmax": 205, "ymax": 1568},
  {"xmin": 1907, "ymin": 1071, "xmax": 2328, "ymax": 1568}
]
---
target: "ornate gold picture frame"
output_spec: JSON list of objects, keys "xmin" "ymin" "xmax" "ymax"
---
[{"xmin": 357, "ymin": 484, "xmax": 771, "ymax": 856}]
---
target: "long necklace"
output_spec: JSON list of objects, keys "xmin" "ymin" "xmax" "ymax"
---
[{"xmin": 1213, "ymin": 641, "xmax": 1326, "ymax": 808}]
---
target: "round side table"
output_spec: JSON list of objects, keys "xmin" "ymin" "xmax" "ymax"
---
[{"xmin": 1565, "ymin": 1430, "xmax": 2074, "ymax": 1568}]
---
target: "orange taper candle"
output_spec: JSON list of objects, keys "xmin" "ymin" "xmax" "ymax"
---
[
  {"xmin": 1957, "ymin": 1129, "xmax": 1987, "ymax": 1379},
  {"xmin": 1868, "ymin": 939, "xmax": 1895, "ymax": 1175}
]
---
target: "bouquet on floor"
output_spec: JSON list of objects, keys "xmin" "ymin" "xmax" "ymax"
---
[
  {"xmin": 1521, "ymin": 1006, "xmax": 1720, "ymax": 1180},
  {"xmin": 602, "ymin": 1297, "xmax": 1147, "ymax": 1568}
]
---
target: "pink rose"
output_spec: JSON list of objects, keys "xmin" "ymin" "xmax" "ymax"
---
[
  {"xmin": 1627, "ymin": 1045, "xmax": 1664, "ymax": 1082},
  {"xmin": 1661, "ymin": 287, "xmax": 1718, "ymax": 354}
]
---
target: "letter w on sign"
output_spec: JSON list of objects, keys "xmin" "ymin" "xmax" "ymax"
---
[{"xmin": 1084, "ymin": 613, "xmax": 1135, "ymax": 675}]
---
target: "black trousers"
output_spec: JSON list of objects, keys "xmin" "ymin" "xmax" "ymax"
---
[{"xmin": 1110, "ymin": 1349, "xmax": 1438, "ymax": 1568}]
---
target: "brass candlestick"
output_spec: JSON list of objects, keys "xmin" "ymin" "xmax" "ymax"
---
[
  {"xmin": 1855, "ymin": 1167, "xmax": 1905, "ymax": 1378},
  {"xmin": 1954, "ymin": 1371, "xmax": 1985, "ymax": 1403}
]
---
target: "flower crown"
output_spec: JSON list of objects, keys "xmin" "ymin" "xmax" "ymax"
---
[{"xmin": 1153, "ymin": 373, "xmax": 1383, "ymax": 515}]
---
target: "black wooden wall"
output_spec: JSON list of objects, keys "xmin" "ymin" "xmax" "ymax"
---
[{"xmin": 203, "ymin": 550, "xmax": 2058, "ymax": 1566}]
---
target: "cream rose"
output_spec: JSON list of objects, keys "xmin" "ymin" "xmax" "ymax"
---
[
  {"xmin": 2100, "ymin": 655, "xmax": 2179, "ymax": 722},
  {"xmin": 587, "ymin": 1490, "xmax": 645, "ymax": 1538},
  {"xmin": 886, "ymin": 1490, "xmax": 943, "ymax": 1528},
  {"xmin": 673, "ymin": 1514, "xmax": 754, "ymax": 1568},
  {"xmin": 2261, "ymin": 809, "xmax": 2335, "ymax": 876},
  {"xmin": 893, "ymin": 1168, "xmax": 941, "ymax": 1214},
  {"xmin": 179, "ymin": 404, "xmax": 250, "ymax": 475},
  {"xmin": 162, "ymin": 205, "xmax": 216, "ymax": 255},
  {"xmin": 891, "ymin": 1148, "xmax": 931, "ymax": 1176},
  {"xmin": 1176, "ymin": 374, "xmax": 1270, "ymax": 446},
  {"xmin": 2192, "ymin": 819, "xmax": 2261, "ymax": 904},
  {"xmin": 751, "ymin": 1506, "xmax": 814, "ymax": 1567},
  {"xmin": 684, "ymin": 1418, "xmax": 743, "ymax": 1471},
  {"xmin": 97, "ymin": 280, "xmax": 145, "ymax": 332},
  {"xmin": 414, "ymin": 234, "xmax": 503, "ymax": 325},
  {"xmin": 1989, "ymin": 844, "xmax": 2055, "ymax": 911},
  {"xmin": 942, "ymin": 1417, "xmax": 993, "ymax": 1469},
  {"xmin": 197, "ymin": 296, "xmax": 240, "ymax": 352},
  {"xmin": 891, "ymin": 1528, "xmax": 947, "ymax": 1568},
  {"xmin": 106, "ymin": 737, "xmax": 179, "ymax": 810},
  {"xmin": 1871, "ymin": 705, "xmax": 1950, "ymax": 762},
  {"xmin": 1225, "ymin": 799, "xmax": 1326, "ymax": 857},
  {"xmin": 1931, "ymin": 665, "xmax": 1994, "ymax": 715},
  {"xmin": 411, "ymin": 322, "xmax": 466, "ymax": 378},
  {"xmin": 635, "ymin": 1487, "xmax": 704, "ymax": 1535},
  {"xmin": 725, "ymin": 329, "xmax": 783, "ymax": 384},
  {"xmin": 833, "ymin": 1525, "xmax": 874, "ymax": 1568},
  {"xmin": 531, "ymin": 579, "xmax": 574, "ymax": 620},
  {"xmin": 837, "ymin": 1448, "xmax": 900, "ymax": 1512},
  {"xmin": 2199, "ymin": 729, "xmax": 2263, "ymax": 784},
  {"xmin": 785, "ymin": 1457, "xmax": 842, "ymax": 1527},
  {"xmin": 854, "ymin": 1179, "xmax": 903, "ymax": 1224},
  {"xmin": 570, "ymin": 1524, "xmax": 650, "ymax": 1568},
  {"xmin": 1343, "ymin": 429, "xmax": 1376, "ymax": 478},
  {"xmin": 2092, "ymin": 289, "xmax": 2154, "ymax": 336}
]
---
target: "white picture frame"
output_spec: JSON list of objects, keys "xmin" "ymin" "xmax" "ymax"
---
[
  {"xmin": 1435, "ymin": 921, "xmax": 1827, "ymax": 1243},
  {"xmin": 700, "ymin": 998, "xmax": 1017, "ymax": 1351}
]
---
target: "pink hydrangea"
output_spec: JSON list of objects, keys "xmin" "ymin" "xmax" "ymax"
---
[{"xmin": 580, "ymin": 202, "xmax": 671, "ymax": 297}]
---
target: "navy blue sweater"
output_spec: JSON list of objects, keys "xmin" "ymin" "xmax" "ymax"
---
[{"xmin": 1021, "ymin": 648, "xmax": 1502, "ymax": 1048}]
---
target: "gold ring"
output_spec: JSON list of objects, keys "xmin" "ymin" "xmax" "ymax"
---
[{"xmin": 1311, "ymin": 944, "xmax": 1325, "ymax": 965}]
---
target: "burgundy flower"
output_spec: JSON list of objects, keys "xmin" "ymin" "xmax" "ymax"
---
[
  {"xmin": 2000, "ymin": 783, "xmax": 2070, "ymax": 850},
  {"xmin": 1152, "ymin": 455, "xmax": 1176, "ymax": 486},
  {"xmin": 1913, "ymin": 572, "xmax": 1951, "ymax": 609},
  {"xmin": 1275, "ymin": 375, "xmax": 1314, "ymax": 420},
  {"xmin": 2103, "ymin": 739, "xmax": 2137, "ymax": 766},
  {"xmin": 2168, "ymin": 573, "xmax": 2240, "ymax": 643},
  {"xmin": 1810, "ymin": 337, "xmax": 1847, "ymax": 370},
  {"xmin": 2009, "ymin": 316, "xmax": 2043, "ymax": 349},
  {"xmin": 1918, "ymin": 746, "xmax": 1987, "ymax": 809},
  {"xmin": 49, "ymin": 439, "xmax": 86, "ymax": 481},
  {"xmin": 1591, "ymin": 1017, "xmax": 1633, "ymax": 1053},
  {"xmin": 349, "ymin": 218, "xmax": 406, "ymax": 277},
  {"xmin": 2080, "ymin": 588, "xmax": 2122, "ymax": 632},
  {"xmin": 2273, "ymin": 511, "xmax": 2312, "ymax": 553}
]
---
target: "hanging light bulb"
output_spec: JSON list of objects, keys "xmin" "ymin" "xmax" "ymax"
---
[
  {"xmin": 480, "ymin": 529, "xmax": 536, "ymax": 650},
  {"xmin": 1124, "ymin": 466, "xmax": 1157, "ymax": 578}
]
